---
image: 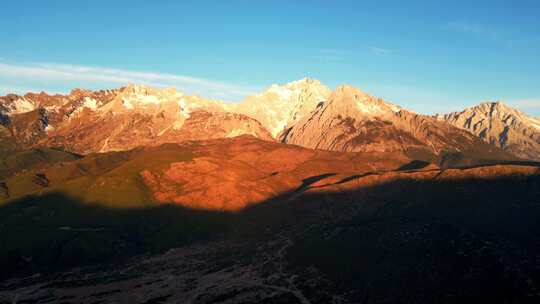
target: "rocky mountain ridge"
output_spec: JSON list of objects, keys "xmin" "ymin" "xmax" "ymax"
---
[
  {"xmin": 0, "ymin": 85, "xmax": 272, "ymax": 154},
  {"xmin": 279, "ymin": 85, "xmax": 511, "ymax": 164},
  {"xmin": 435, "ymin": 101, "xmax": 540, "ymax": 160},
  {"xmin": 1, "ymin": 80, "xmax": 538, "ymax": 162}
]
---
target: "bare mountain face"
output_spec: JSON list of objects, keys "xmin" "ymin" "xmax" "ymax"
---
[
  {"xmin": 0, "ymin": 85, "xmax": 272, "ymax": 154},
  {"xmin": 279, "ymin": 85, "xmax": 512, "ymax": 165},
  {"xmin": 435, "ymin": 102, "xmax": 540, "ymax": 160},
  {"xmin": 231, "ymin": 77, "xmax": 331, "ymax": 137}
]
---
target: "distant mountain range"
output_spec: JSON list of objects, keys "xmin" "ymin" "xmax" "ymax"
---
[
  {"xmin": 435, "ymin": 102, "xmax": 540, "ymax": 160},
  {"xmin": 1, "ymin": 78, "xmax": 539, "ymax": 161},
  {"xmin": 278, "ymin": 85, "xmax": 510, "ymax": 166}
]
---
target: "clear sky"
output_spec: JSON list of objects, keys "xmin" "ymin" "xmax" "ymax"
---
[{"xmin": 1, "ymin": 0, "xmax": 539, "ymax": 115}]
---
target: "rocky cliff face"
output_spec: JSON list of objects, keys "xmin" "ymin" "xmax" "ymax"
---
[
  {"xmin": 279, "ymin": 85, "xmax": 510, "ymax": 163},
  {"xmin": 0, "ymin": 107, "xmax": 50, "ymax": 153},
  {"xmin": 435, "ymin": 102, "xmax": 540, "ymax": 160},
  {"xmin": 46, "ymin": 109, "xmax": 272, "ymax": 155}
]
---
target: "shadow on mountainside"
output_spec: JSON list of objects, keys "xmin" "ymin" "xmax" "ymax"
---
[
  {"xmin": 397, "ymin": 159, "xmax": 431, "ymax": 171},
  {"xmin": 293, "ymin": 173, "xmax": 337, "ymax": 193},
  {"xmin": 1, "ymin": 170, "xmax": 540, "ymax": 303},
  {"xmin": 0, "ymin": 193, "xmax": 236, "ymax": 281}
]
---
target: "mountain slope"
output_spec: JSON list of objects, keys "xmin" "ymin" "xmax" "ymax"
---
[
  {"xmin": 435, "ymin": 102, "xmax": 540, "ymax": 160},
  {"xmin": 0, "ymin": 122, "xmax": 20, "ymax": 153},
  {"xmin": 2, "ymin": 135, "xmax": 535, "ymax": 211},
  {"xmin": 0, "ymin": 148, "xmax": 80, "ymax": 181},
  {"xmin": 0, "ymin": 136, "xmax": 411, "ymax": 209},
  {"xmin": 1, "ymin": 136, "xmax": 539, "ymax": 303},
  {"xmin": 280, "ymin": 85, "xmax": 513, "ymax": 165}
]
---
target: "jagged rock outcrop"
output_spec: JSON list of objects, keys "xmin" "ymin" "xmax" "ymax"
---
[
  {"xmin": 435, "ymin": 102, "xmax": 540, "ymax": 160},
  {"xmin": 0, "ymin": 89, "xmax": 118, "ymax": 152},
  {"xmin": 0, "ymin": 107, "xmax": 50, "ymax": 152}
]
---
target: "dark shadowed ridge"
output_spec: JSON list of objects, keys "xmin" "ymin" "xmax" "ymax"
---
[{"xmin": 1, "ymin": 169, "xmax": 540, "ymax": 303}]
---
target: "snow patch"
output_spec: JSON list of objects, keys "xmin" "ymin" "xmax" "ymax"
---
[
  {"xmin": 44, "ymin": 105, "xmax": 61, "ymax": 112},
  {"xmin": 388, "ymin": 104, "xmax": 401, "ymax": 112},
  {"xmin": 122, "ymin": 98, "xmax": 134, "ymax": 109},
  {"xmin": 356, "ymin": 100, "xmax": 384, "ymax": 115},
  {"xmin": 267, "ymin": 84, "xmax": 296, "ymax": 100},
  {"xmin": 119, "ymin": 85, "xmax": 184, "ymax": 110},
  {"xmin": 527, "ymin": 117, "xmax": 540, "ymax": 131},
  {"xmin": 122, "ymin": 94, "xmax": 162, "ymax": 109},
  {"xmin": 82, "ymin": 97, "xmax": 98, "ymax": 110},
  {"xmin": 138, "ymin": 95, "xmax": 161, "ymax": 105},
  {"xmin": 178, "ymin": 97, "xmax": 191, "ymax": 119},
  {"xmin": 270, "ymin": 119, "xmax": 288, "ymax": 138},
  {"xmin": 10, "ymin": 98, "xmax": 36, "ymax": 114},
  {"xmin": 45, "ymin": 124, "xmax": 55, "ymax": 133}
]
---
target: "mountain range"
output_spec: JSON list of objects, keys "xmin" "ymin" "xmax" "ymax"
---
[
  {"xmin": 2, "ymin": 79, "xmax": 540, "ymax": 303},
  {"xmin": 435, "ymin": 101, "xmax": 540, "ymax": 160},
  {"xmin": 1, "ymin": 78, "xmax": 539, "ymax": 162}
]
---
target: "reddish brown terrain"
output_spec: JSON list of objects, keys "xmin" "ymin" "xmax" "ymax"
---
[
  {"xmin": 139, "ymin": 136, "xmax": 410, "ymax": 211},
  {"xmin": 2, "ymin": 135, "xmax": 537, "ymax": 211},
  {"xmin": 0, "ymin": 136, "xmax": 409, "ymax": 209}
]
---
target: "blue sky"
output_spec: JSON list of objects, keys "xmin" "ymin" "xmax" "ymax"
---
[{"xmin": 1, "ymin": 0, "xmax": 539, "ymax": 115}]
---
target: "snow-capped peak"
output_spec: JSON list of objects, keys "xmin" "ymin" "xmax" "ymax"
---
[
  {"xmin": 266, "ymin": 84, "xmax": 295, "ymax": 100},
  {"xmin": 112, "ymin": 84, "xmax": 185, "ymax": 110},
  {"xmin": 330, "ymin": 85, "xmax": 401, "ymax": 117},
  {"xmin": 82, "ymin": 97, "xmax": 98, "ymax": 110},
  {"xmin": 284, "ymin": 77, "xmax": 322, "ymax": 89},
  {"xmin": 258, "ymin": 78, "xmax": 328, "ymax": 99},
  {"xmin": 235, "ymin": 78, "xmax": 332, "ymax": 137}
]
